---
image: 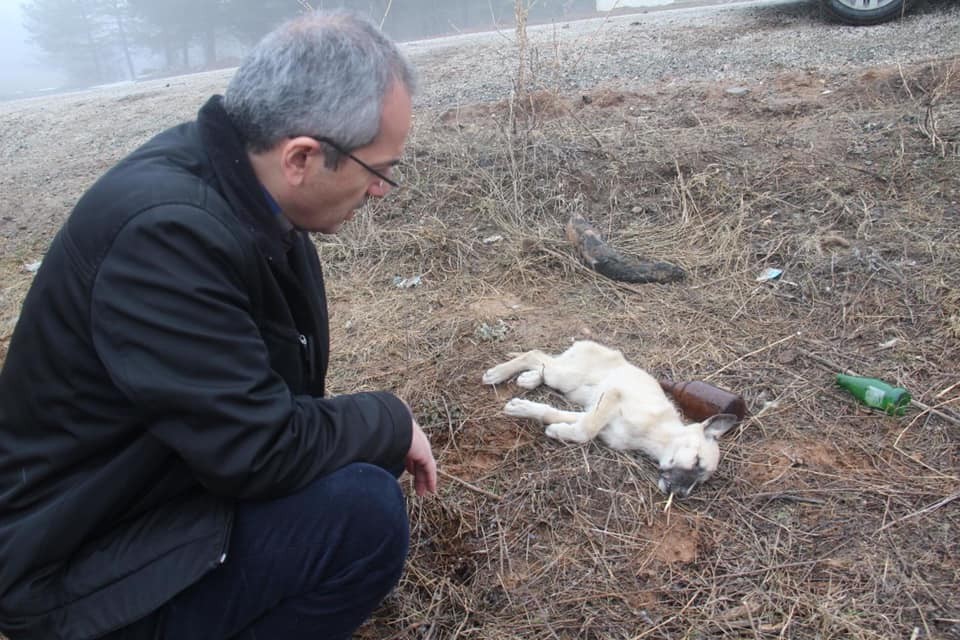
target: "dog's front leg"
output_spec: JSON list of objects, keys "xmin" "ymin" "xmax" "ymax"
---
[
  {"xmin": 503, "ymin": 398, "xmax": 594, "ymax": 443},
  {"xmin": 504, "ymin": 398, "xmax": 583, "ymax": 424}
]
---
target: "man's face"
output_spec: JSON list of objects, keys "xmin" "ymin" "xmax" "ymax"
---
[{"xmin": 284, "ymin": 81, "xmax": 412, "ymax": 234}]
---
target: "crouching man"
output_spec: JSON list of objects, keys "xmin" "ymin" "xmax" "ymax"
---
[{"xmin": 0, "ymin": 10, "xmax": 436, "ymax": 640}]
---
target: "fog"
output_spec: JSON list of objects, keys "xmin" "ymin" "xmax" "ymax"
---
[
  {"xmin": 0, "ymin": 0, "xmax": 66, "ymax": 96},
  {"xmin": 0, "ymin": 0, "xmax": 653, "ymax": 101}
]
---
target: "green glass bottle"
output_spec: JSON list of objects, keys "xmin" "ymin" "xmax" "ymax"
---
[{"xmin": 835, "ymin": 374, "xmax": 911, "ymax": 416}]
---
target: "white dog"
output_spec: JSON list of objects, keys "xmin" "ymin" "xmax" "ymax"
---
[{"xmin": 482, "ymin": 340, "xmax": 737, "ymax": 497}]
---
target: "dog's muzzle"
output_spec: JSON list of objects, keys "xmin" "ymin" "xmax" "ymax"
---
[{"xmin": 658, "ymin": 468, "xmax": 699, "ymax": 498}]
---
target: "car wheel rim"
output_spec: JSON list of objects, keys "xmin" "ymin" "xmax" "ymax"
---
[{"xmin": 833, "ymin": 0, "xmax": 898, "ymax": 11}]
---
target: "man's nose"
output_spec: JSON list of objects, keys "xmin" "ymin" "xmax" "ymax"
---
[{"xmin": 368, "ymin": 179, "xmax": 391, "ymax": 198}]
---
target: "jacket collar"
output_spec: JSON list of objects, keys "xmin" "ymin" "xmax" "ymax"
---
[{"xmin": 197, "ymin": 95, "xmax": 292, "ymax": 263}]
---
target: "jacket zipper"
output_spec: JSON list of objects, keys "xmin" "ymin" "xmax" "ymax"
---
[
  {"xmin": 218, "ymin": 504, "xmax": 234, "ymax": 566},
  {"xmin": 299, "ymin": 334, "xmax": 316, "ymax": 381}
]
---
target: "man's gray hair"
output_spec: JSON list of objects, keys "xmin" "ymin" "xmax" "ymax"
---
[{"xmin": 223, "ymin": 10, "xmax": 416, "ymax": 155}]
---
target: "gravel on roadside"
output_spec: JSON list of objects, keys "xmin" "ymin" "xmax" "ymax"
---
[{"xmin": 407, "ymin": 0, "xmax": 960, "ymax": 110}]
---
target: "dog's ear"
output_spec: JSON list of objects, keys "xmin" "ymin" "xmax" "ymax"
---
[{"xmin": 702, "ymin": 413, "xmax": 738, "ymax": 440}]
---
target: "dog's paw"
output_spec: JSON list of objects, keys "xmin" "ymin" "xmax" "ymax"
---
[
  {"xmin": 504, "ymin": 398, "xmax": 543, "ymax": 420},
  {"xmin": 516, "ymin": 370, "xmax": 543, "ymax": 389},
  {"xmin": 482, "ymin": 365, "xmax": 510, "ymax": 385},
  {"xmin": 545, "ymin": 422, "xmax": 574, "ymax": 441},
  {"xmin": 545, "ymin": 422, "xmax": 588, "ymax": 443}
]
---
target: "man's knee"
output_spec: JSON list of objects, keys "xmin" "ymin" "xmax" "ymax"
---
[
  {"xmin": 230, "ymin": 461, "xmax": 410, "ymax": 577},
  {"xmin": 322, "ymin": 463, "xmax": 410, "ymax": 571}
]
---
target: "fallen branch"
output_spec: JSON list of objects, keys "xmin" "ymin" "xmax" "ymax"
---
[{"xmin": 565, "ymin": 213, "xmax": 685, "ymax": 284}]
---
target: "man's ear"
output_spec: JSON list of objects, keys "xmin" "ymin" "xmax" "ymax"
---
[
  {"xmin": 702, "ymin": 413, "xmax": 738, "ymax": 440},
  {"xmin": 281, "ymin": 137, "xmax": 320, "ymax": 186}
]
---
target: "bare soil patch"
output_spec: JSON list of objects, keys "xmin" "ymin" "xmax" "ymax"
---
[{"xmin": 1, "ymin": 14, "xmax": 959, "ymax": 640}]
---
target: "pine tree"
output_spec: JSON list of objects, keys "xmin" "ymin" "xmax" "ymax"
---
[
  {"xmin": 126, "ymin": 0, "xmax": 223, "ymax": 70},
  {"xmin": 22, "ymin": 0, "xmax": 112, "ymax": 86}
]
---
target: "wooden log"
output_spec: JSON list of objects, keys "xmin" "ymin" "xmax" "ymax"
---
[{"xmin": 565, "ymin": 213, "xmax": 686, "ymax": 284}]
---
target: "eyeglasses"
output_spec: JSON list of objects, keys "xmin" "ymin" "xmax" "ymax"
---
[{"xmin": 307, "ymin": 136, "xmax": 400, "ymax": 189}]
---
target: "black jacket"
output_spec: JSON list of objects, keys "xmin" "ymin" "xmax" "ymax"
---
[{"xmin": 0, "ymin": 96, "xmax": 413, "ymax": 640}]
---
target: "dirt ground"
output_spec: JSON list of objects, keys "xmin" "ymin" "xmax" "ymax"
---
[
  {"xmin": 342, "ymin": 61, "xmax": 959, "ymax": 640},
  {"xmin": 1, "ymin": 11, "xmax": 959, "ymax": 640}
]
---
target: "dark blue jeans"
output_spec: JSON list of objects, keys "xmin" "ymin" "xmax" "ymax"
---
[{"xmin": 109, "ymin": 462, "xmax": 409, "ymax": 640}]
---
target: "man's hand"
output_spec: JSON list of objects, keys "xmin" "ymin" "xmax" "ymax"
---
[{"xmin": 405, "ymin": 418, "xmax": 437, "ymax": 496}]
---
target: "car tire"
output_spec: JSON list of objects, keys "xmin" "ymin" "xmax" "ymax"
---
[{"xmin": 820, "ymin": 0, "xmax": 913, "ymax": 24}]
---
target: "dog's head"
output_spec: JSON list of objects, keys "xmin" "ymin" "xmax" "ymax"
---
[{"xmin": 657, "ymin": 413, "xmax": 738, "ymax": 498}]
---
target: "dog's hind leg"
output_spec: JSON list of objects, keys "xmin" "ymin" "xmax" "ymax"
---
[
  {"xmin": 482, "ymin": 350, "xmax": 554, "ymax": 386},
  {"xmin": 545, "ymin": 388, "xmax": 622, "ymax": 444}
]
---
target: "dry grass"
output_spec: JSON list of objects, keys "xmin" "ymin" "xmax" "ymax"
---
[
  {"xmin": 331, "ymin": 59, "xmax": 959, "ymax": 640},
  {"xmin": 1, "ymin": 56, "xmax": 958, "ymax": 640}
]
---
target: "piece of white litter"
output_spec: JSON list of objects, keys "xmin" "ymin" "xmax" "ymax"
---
[
  {"xmin": 482, "ymin": 234, "xmax": 503, "ymax": 244},
  {"xmin": 23, "ymin": 261, "xmax": 42, "ymax": 273},
  {"xmin": 393, "ymin": 275, "xmax": 422, "ymax": 289},
  {"xmin": 878, "ymin": 337, "xmax": 900, "ymax": 349},
  {"xmin": 756, "ymin": 267, "xmax": 783, "ymax": 282}
]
